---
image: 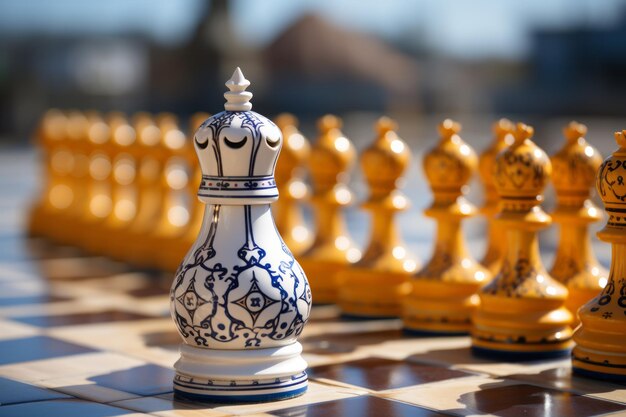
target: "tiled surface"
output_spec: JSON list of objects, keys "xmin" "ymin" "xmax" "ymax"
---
[
  {"xmin": 309, "ymin": 357, "xmax": 476, "ymax": 391},
  {"xmin": 0, "ymin": 149, "xmax": 625, "ymax": 417}
]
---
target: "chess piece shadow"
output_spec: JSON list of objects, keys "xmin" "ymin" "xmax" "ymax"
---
[{"xmin": 450, "ymin": 376, "xmax": 626, "ymax": 417}]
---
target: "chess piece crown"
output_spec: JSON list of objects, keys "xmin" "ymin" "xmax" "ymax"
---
[
  {"xmin": 552, "ymin": 122, "xmax": 603, "ymax": 208},
  {"xmin": 423, "ymin": 119, "xmax": 477, "ymax": 211},
  {"xmin": 193, "ymin": 68, "xmax": 282, "ymax": 204},
  {"xmin": 309, "ymin": 114, "xmax": 355, "ymax": 196},
  {"xmin": 493, "ymin": 123, "xmax": 552, "ymax": 224}
]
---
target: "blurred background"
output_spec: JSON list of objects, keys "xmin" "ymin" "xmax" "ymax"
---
[
  {"xmin": 1, "ymin": 0, "xmax": 626, "ymax": 267},
  {"xmin": 1, "ymin": 0, "xmax": 626, "ymax": 144}
]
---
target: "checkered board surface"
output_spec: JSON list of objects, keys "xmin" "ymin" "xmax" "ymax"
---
[{"xmin": 2, "ymin": 150, "xmax": 626, "ymax": 417}]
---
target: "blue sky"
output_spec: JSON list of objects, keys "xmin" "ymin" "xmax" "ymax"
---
[{"xmin": 1, "ymin": 0, "xmax": 624, "ymax": 59}]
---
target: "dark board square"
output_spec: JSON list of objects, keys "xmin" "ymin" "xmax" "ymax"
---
[
  {"xmin": 89, "ymin": 364, "xmax": 174, "ymax": 396},
  {"xmin": 0, "ymin": 376, "xmax": 70, "ymax": 405},
  {"xmin": 0, "ymin": 336, "xmax": 96, "ymax": 365},
  {"xmin": 309, "ymin": 357, "xmax": 474, "ymax": 391},
  {"xmin": 10, "ymin": 309, "xmax": 156, "ymax": 327},
  {"xmin": 0, "ymin": 399, "xmax": 134, "ymax": 417},
  {"xmin": 459, "ymin": 383, "xmax": 626, "ymax": 417},
  {"xmin": 270, "ymin": 395, "xmax": 449, "ymax": 417}
]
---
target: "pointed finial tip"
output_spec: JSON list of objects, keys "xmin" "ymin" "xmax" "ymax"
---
[
  {"xmin": 615, "ymin": 130, "xmax": 626, "ymax": 149},
  {"xmin": 514, "ymin": 122, "xmax": 534, "ymax": 142},
  {"xmin": 438, "ymin": 118, "xmax": 461, "ymax": 138},
  {"xmin": 318, "ymin": 114, "xmax": 342, "ymax": 132},
  {"xmin": 563, "ymin": 121, "xmax": 587, "ymax": 142},
  {"xmin": 224, "ymin": 67, "xmax": 252, "ymax": 111},
  {"xmin": 375, "ymin": 116, "xmax": 397, "ymax": 134},
  {"xmin": 493, "ymin": 118, "xmax": 514, "ymax": 135},
  {"xmin": 226, "ymin": 67, "xmax": 249, "ymax": 88}
]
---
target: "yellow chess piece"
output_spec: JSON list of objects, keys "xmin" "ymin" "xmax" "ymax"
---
[
  {"xmin": 122, "ymin": 113, "xmax": 165, "ymax": 264},
  {"xmin": 273, "ymin": 113, "xmax": 312, "ymax": 256},
  {"xmin": 403, "ymin": 119, "xmax": 491, "ymax": 334},
  {"xmin": 472, "ymin": 123, "xmax": 573, "ymax": 360},
  {"xmin": 81, "ymin": 112, "xmax": 135, "ymax": 254},
  {"xmin": 28, "ymin": 109, "xmax": 69, "ymax": 238},
  {"xmin": 572, "ymin": 129, "xmax": 626, "ymax": 383},
  {"xmin": 52, "ymin": 110, "xmax": 92, "ymax": 246},
  {"xmin": 160, "ymin": 112, "xmax": 210, "ymax": 271},
  {"xmin": 479, "ymin": 119, "xmax": 515, "ymax": 274},
  {"xmin": 101, "ymin": 114, "xmax": 138, "ymax": 257},
  {"xmin": 550, "ymin": 122, "xmax": 607, "ymax": 326},
  {"xmin": 339, "ymin": 117, "xmax": 418, "ymax": 318},
  {"xmin": 299, "ymin": 115, "xmax": 360, "ymax": 304},
  {"xmin": 78, "ymin": 113, "xmax": 114, "ymax": 252},
  {"xmin": 149, "ymin": 115, "xmax": 192, "ymax": 269}
]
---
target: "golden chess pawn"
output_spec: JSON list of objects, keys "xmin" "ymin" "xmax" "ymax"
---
[
  {"xmin": 84, "ymin": 113, "xmax": 136, "ymax": 255},
  {"xmin": 338, "ymin": 117, "xmax": 418, "ymax": 318},
  {"xmin": 479, "ymin": 119, "xmax": 515, "ymax": 274},
  {"xmin": 51, "ymin": 110, "xmax": 92, "ymax": 246},
  {"xmin": 403, "ymin": 119, "xmax": 491, "ymax": 334},
  {"xmin": 160, "ymin": 112, "xmax": 210, "ymax": 271},
  {"xmin": 550, "ymin": 122, "xmax": 607, "ymax": 326},
  {"xmin": 299, "ymin": 115, "xmax": 360, "ymax": 304},
  {"xmin": 100, "ymin": 114, "xmax": 139, "ymax": 258},
  {"xmin": 273, "ymin": 113, "xmax": 312, "ymax": 256},
  {"xmin": 572, "ymin": 130, "xmax": 626, "ymax": 382},
  {"xmin": 75, "ymin": 112, "xmax": 112, "ymax": 250},
  {"xmin": 109, "ymin": 112, "xmax": 162, "ymax": 262},
  {"xmin": 28, "ymin": 109, "xmax": 69, "ymax": 239},
  {"xmin": 472, "ymin": 123, "xmax": 573, "ymax": 360},
  {"xmin": 150, "ymin": 115, "xmax": 193, "ymax": 270}
]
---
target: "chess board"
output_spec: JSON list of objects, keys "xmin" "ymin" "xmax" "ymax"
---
[{"xmin": 2, "ymin": 149, "xmax": 626, "ymax": 417}]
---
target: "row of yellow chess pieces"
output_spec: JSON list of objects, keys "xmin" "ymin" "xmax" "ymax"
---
[
  {"xmin": 27, "ymin": 110, "xmax": 608, "ymax": 323},
  {"xmin": 28, "ymin": 109, "xmax": 626, "ymax": 378}
]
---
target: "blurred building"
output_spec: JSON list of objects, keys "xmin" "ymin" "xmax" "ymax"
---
[{"xmin": 494, "ymin": 15, "xmax": 626, "ymax": 116}]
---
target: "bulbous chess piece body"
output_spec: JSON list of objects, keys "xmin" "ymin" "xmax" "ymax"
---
[
  {"xmin": 472, "ymin": 123, "xmax": 573, "ymax": 360},
  {"xmin": 479, "ymin": 119, "xmax": 515, "ymax": 274},
  {"xmin": 170, "ymin": 68, "xmax": 311, "ymax": 402},
  {"xmin": 572, "ymin": 130, "xmax": 626, "ymax": 382},
  {"xmin": 403, "ymin": 120, "xmax": 490, "ymax": 334},
  {"xmin": 339, "ymin": 117, "xmax": 418, "ymax": 318},
  {"xmin": 299, "ymin": 115, "xmax": 360, "ymax": 304},
  {"xmin": 550, "ymin": 122, "xmax": 607, "ymax": 325}
]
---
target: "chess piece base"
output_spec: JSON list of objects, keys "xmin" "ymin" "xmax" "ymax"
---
[
  {"xmin": 403, "ymin": 281, "xmax": 480, "ymax": 335},
  {"xmin": 173, "ymin": 342, "xmax": 308, "ymax": 403},
  {"xmin": 339, "ymin": 270, "xmax": 410, "ymax": 318},
  {"xmin": 572, "ymin": 367, "xmax": 626, "ymax": 383},
  {"xmin": 572, "ymin": 316, "xmax": 626, "ymax": 383}
]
